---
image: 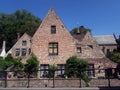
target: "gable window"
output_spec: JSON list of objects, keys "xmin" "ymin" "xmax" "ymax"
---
[
  {"xmin": 49, "ymin": 42, "xmax": 58, "ymax": 55},
  {"xmin": 15, "ymin": 48, "xmax": 20, "ymax": 56},
  {"xmin": 51, "ymin": 26, "xmax": 56, "ymax": 34},
  {"xmin": 22, "ymin": 48, "xmax": 26, "ymax": 56},
  {"xmin": 22, "ymin": 40, "xmax": 27, "ymax": 46},
  {"xmin": 77, "ymin": 47, "xmax": 82, "ymax": 53}
]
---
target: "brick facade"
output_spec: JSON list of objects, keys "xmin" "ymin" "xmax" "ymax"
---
[
  {"xmin": 7, "ymin": 8, "xmax": 116, "ymax": 78},
  {"xmin": 32, "ymin": 8, "xmax": 76, "ymax": 65},
  {"xmin": 7, "ymin": 33, "xmax": 32, "ymax": 63}
]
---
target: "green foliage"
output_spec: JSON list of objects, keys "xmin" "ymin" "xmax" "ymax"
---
[
  {"xmin": 70, "ymin": 26, "xmax": 91, "ymax": 35},
  {"xmin": 80, "ymin": 72, "xmax": 91, "ymax": 87},
  {"xmin": 107, "ymin": 52, "xmax": 120, "ymax": 63},
  {"xmin": 25, "ymin": 54, "xmax": 39, "ymax": 75},
  {"xmin": 0, "ymin": 9, "xmax": 41, "ymax": 51},
  {"xmin": 13, "ymin": 58, "xmax": 24, "ymax": 75},
  {"xmin": 65, "ymin": 56, "xmax": 79, "ymax": 77},
  {"xmin": 0, "ymin": 57, "xmax": 6, "ymax": 70},
  {"xmin": 49, "ymin": 63, "xmax": 57, "ymax": 78},
  {"xmin": 70, "ymin": 27, "xmax": 79, "ymax": 35},
  {"xmin": 0, "ymin": 54, "xmax": 23, "ymax": 71},
  {"xmin": 50, "ymin": 63, "xmax": 57, "ymax": 71},
  {"xmin": 65, "ymin": 56, "xmax": 90, "ymax": 86},
  {"xmin": 4, "ymin": 54, "xmax": 15, "ymax": 70}
]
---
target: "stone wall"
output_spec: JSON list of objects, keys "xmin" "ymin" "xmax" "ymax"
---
[{"xmin": 0, "ymin": 78, "xmax": 120, "ymax": 88}]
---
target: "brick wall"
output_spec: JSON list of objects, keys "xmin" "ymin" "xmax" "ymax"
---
[
  {"xmin": 1, "ymin": 78, "xmax": 120, "ymax": 88},
  {"xmin": 32, "ymin": 8, "xmax": 76, "ymax": 64}
]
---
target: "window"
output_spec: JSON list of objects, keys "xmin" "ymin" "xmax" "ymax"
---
[
  {"xmin": 49, "ymin": 42, "xmax": 58, "ymax": 55},
  {"xmin": 102, "ymin": 46, "xmax": 105, "ymax": 53},
  {"xmin": 57, "ymin": 64, "xmax": 66, "ymax": 77},
  {"xmin": 40, "ymin": 64, "xmax": 49, "ymax": 77},
  {"xmin": 22, "ymin": 40, "xmax": 27, "ymax": 46},
  {"xmin": 22, "ymin": 48, "xmax": 26, "ymax": 56},
  {"xmin": 88, "ymin": 45, "xmax": 93, "ymax": 49},
  {"xmin": 77, "ymin": 47, "xmax": 82, "ymax": 53},
  {"xmin": 51, "ymin": 26, "xmax": 56, "ymax": 34},
  {"xmin": 15, "ymin": 48, "xmax": 20, "ymax": 56},
  {"xmin": 107, "ymin": 49, "xmax": 110, "ymax": 54},
  {"xmin": 28, "ymin": 48, "xmax": 31, "ymax": 55},
  {"xmin": 86, "ymin": 64, "xmax": 95, "ymax": 77}
]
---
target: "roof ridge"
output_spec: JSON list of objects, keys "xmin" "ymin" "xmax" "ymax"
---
[{"xmin": 93, "ymin": 35, "xmax": 114, "ymax": 37}]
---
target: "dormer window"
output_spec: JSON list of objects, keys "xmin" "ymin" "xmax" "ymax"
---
[{"xmin": 51, "ymin": 26, "xmax": 56, "ymax": 34}]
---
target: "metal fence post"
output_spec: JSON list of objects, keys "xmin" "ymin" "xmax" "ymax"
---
[
  {"xmin": 79, "ymin": 77, "xmax": 81, "ymax": 88},
  {"xmin": 27, "ymin": 73, "xmax": 30, "ymax": 88},
  {"xmin": 53, "ymin": 71, "xmax": 55, "ymax": 88},
  {"xmin": 4, "ymin": 71, "xmax": 7, "ymax": 88}
]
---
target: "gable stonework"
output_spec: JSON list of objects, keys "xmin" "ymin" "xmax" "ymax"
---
[
  {"xmin": 32, "ymin": 8, "xmax": 76, "ymax": 64},
  {"xmin": 7, "ymin": 33, "xmax": 32, "ymax": 63},
  {"xmin": 75, "ymin": 31, "xmax": 105, "ymax": 58}
]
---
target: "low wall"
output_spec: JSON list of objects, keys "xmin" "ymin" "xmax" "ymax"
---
[{"xmin": 0, "ymin": 78, "xmax": 120, "ymax": 88}]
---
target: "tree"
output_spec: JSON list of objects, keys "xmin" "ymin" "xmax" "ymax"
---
[
  {"xmin": 65, "ymin": 56, "xmax": 91, "ymax": 86},
  {"xmin": 0, "ymin": 9, "xmax": 41, "ymax": 51},
  {"xmin": 49, "ymin": 63, "xmax": 57, "ymax": 88},
  {"xmin": 49, "ymin": 63, "xmax": 57, "ymax": 77},
  {"xmin": 107, "ymin": 52, "xmax": 120, "ymax": 63},
  {"xmin": 13, "ymin": 58, "xmax": 24, "ymax": 76},
  {"xmin": 70, "ymin": 26, "xmax": 91, "ymax": 35},
  {"xmin": 4, "ymin": 54, "xmax": 15, "ymax": 70},
  {"xmin": 24, "ymin": 54, "xmax": 39, "ymax": 77},
  {"xmin": 0, "ymin": 57, "xmax": 5, "ymax": 70}
]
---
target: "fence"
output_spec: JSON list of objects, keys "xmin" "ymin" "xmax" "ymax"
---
[{"xmin": 0, "ymin": 68, "xmax": 120, "ymax": 88}]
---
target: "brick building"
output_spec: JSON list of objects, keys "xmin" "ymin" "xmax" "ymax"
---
[
  {"xmin": 7, "ymin": 33, "xmax": 32, "ymax": 63},
  {"xmin": 94, "ymin": 35, "xmax": 117, "ymax": 55},
  {"xmin": 6, "ymin": 8, "xmax": 116, "ymax": 78}
]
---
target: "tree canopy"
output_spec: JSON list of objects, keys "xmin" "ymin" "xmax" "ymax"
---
[
  {"xmin": 0, "ymin": 9, "xmax": 41, "ymax": 51},
  {"xmin": 70, "ymin": 26, "xmax": 91, "ymax": 35},
  {"xmin": 65, "ymin": 56, "xmax": 91, "ymax": 86},
  {"xmin": 24, "ymin": 54, "xmax": 39, "ymax": 76}
]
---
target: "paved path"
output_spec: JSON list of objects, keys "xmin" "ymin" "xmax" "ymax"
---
[{"xmin": 0, "ymin": 87, "xmax": 120, "ymax": 90}]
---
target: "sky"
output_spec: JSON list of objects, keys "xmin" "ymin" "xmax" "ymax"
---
[{"xmin": 0, "ymin": 0, "xmax": 120, "ymax": 37}]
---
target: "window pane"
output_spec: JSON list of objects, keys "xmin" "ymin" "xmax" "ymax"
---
[
  {"xmin": 51, "ymin": 26, "xmax": 56, "ymax": 34},
  {"xmin": 40, "ymin": 64, "xmax": 49, "ymax": 78},
  {"xmin": 22, "ymin": 40, "xmax": 27, "ymax": 46},
  {"xmin": 22, "ymin": 48, "xmax": 26, "ymax": 56},
  {"xmin": 49, "ymin": 48, "xmax": 53, "ymax": 54},
  {"xmin": 54, "ymin": 48, "xmax": 58, "ymax": 53},
  {"xmin": 77, "ymin": 47, "xmax": 81, "ymax": 53},
  {"xmin": 49, "ymin": 42, "xmax": 58, "ymax": 55},
  {"xmin": 15, "ymin": 48, "xmax": 20, "ymax": 56},
  {"xmin": 28, "ymin": 48, "xmax": 31, "ymax": 55}
]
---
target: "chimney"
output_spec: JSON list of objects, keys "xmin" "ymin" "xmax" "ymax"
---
[
  {"xmin": 17, "ymin": 33, "xmax": 20, "ymax": 40},
  {"xmin": 76, "ymin": 27, "xmax": 80, "ymax": 34},
  {"xmin": 79, "ymin": 26, "xmax": 85, "ymax": 33},
  {"xmin": 0, "ymin": 40, "xmax": 6, "ymax": 58}
]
